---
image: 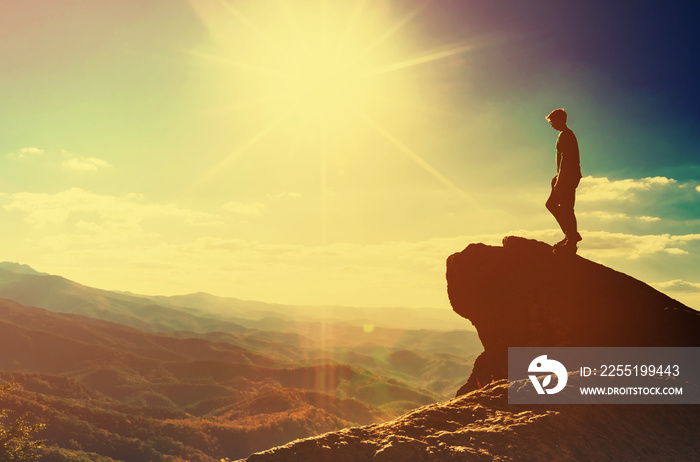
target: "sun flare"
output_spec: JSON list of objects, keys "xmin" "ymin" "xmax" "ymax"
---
[
  {"xmin": 187, "ymin": 0, "xmax": 472, "ymax": 194},
  {"xmin": 268, "ymin": 40, "xmax": 384, "ymax": 131}
]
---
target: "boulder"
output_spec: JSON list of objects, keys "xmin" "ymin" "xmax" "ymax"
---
[{"xmin": 447, "ymin": 236, "xmax": 700, "ymax": 395}]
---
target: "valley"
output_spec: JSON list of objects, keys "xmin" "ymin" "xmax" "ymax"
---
[{"xmin": 0, "ymin": 263, "xmax": 481, "ymax": 461}]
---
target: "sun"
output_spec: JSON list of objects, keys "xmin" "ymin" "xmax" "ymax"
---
[
  {"xmin": 190, "ymin": 0, "xmax": 416, "ymax": 136},
  {"xmin": 187, "ymin": 0, "xmax": 472, "ymax": 195},
  {"xmin": 271, "ymin": 40, "xmax": 382, "ymax": 131}
]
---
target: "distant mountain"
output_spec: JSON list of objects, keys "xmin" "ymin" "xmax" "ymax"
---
[
  {"xmin": 0, "ymin": 262, "xmax": 474, "ymax": 343},
  {"xmin": 0, "ymin": 263, "xmax": 462, "ymax": 333},
  {"xmin": 0, "ymin": 262, "xmax": 483, "ymax": 459},
  {"xmin": 0, "ymin": 298, "xmax": 440, "ymax": 409},
  {"xmin": 144, "ymin": 292, "xmax": 466, "ymax": 332},
  {"xmin": 0, "ymin": 298, "xmax": 440, "ymax": 460},
  {"xmin": 0, "ymin": 265, "xmax": 323, "ymax": 363},
  {"xmin": 0, "ymin": 261, "xmax": 482, "ymax": 397},
  {"xmin": 0, "ymin": 266, "xmax": 252, "ymax": 334},
  {"xmin": 0, "ymin": 261, "xmax": 46, "ymax": 275}
]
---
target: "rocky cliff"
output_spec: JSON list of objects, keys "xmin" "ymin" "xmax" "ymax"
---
[
  {"xmin": 447, "ymin": 236, "xmax": 700, "ymax": 395},
  {"xmin": 236, "ymin": 237, "xmax": 700, "ymax": 461},
  {"xmin": 237, "ymin": 378, "xmax": 699, "ymax": 461}
]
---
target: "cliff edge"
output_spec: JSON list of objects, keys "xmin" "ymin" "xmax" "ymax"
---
[{"xmin": 447, "ymin": 236, "xmax": 700, "ymax": 395}]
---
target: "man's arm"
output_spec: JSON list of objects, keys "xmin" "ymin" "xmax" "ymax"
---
[{"xmin": 553, "ymin": 130, "xmax": 580, "ymax": 188}]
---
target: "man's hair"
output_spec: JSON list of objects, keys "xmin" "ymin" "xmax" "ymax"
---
[{"xmin": 546, "ymin": 108, "xmax": 567, "ymax": 123}]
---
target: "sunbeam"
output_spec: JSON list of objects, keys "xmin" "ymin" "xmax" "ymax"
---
[
  {"xmin": 348, "ymin": 1, "xmax": 431, "ymax": 67},
  {"xmin": 334, "ymin": 0, "xmax": 369, "ymax": 56},
  {"xmin": 185, "ymin": 0, "xmax": 475, "ymax": 203},
  {"xmin": 186, "ymin": 107, "xmax": 295, "ymax": 195},
  {"xmin": 356, "ymin": 110, "xmax": 472, "ymax": 201},
  {"xmin": 213, "ymin": 0, "xmax": 290, "ymax": 58},
  {"xmin": 185, "ymin": 50, "xmax": 278, "ymax": 76},
  {"xmin": 365, "ymin": 43, "xmax": 474, "ymax": 77}
]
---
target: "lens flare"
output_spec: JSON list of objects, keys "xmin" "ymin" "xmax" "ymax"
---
[{"xmin": 187, "ymin": 0, "xmax": 474, "ymax": 196}]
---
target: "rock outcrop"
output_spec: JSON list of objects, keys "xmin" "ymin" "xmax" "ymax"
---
[
  {"xmin": 447, "ymin": 236, "xmax": 700, "ymax": 395},
  {"xmin": 236, "ymin": 237, "xmax": 700, "ymax": 461},
  {"xmin": 237, "ymin": 379, "xmax": 699, "ymax": 461}
]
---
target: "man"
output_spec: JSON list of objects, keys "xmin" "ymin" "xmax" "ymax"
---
[{"xmin": 545, "ymin": 108, "xmax": 582, "ymax": 248}]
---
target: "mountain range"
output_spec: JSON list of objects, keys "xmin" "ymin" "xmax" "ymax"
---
[{"xmin": 0, "ymin": 261, "xmax": 481, "ymax": 461}]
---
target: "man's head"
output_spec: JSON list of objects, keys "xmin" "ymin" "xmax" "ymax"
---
[{"xmin": 546, "ymin": 108, "xmax": 567, "ymax": 131}]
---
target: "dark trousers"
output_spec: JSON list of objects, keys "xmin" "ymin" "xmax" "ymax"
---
[{"xmin": 546, "ymin": 178, "xmax": 579, "ymax": 237}]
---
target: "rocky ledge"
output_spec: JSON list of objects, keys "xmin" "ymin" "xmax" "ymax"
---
[
  {"xmin": 237, "ymin": 378, "xmax": 699, "ymax": 461},
  {"xmin": 447, "ymin": 236, "xmax": 699, "ymax": 395}
]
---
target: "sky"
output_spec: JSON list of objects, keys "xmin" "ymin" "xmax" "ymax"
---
[{"xmin": 1, "ymin": 0, "xmax": 699, "ymax": 310}]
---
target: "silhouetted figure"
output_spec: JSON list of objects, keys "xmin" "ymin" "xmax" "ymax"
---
[{"xmin": 545, "ymin": 108, "xmax": 582, "ymax": 249}]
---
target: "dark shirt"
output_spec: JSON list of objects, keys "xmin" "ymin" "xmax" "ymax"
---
[{"xmin": 555, "ymin": 127, "xmax": 582, "ymax": 186}]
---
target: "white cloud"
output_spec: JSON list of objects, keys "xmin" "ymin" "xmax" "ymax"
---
[
  {"xmin": 579, "ymin": 211, "xmax": 661, "ymax": 222},
  {"xmin": 663, "ymin": 248, "xmax": 688, "ymax": 255},
  {"xmin": 220, "ymin": 193, "xmax": 304, "ymax": 217},
  {"xmin": 272, "ymin": 192, "xmax": 303, "ymax": 200},
  {"xmin": 575, "ymin": 231, "xmax": 700, "ymax": 260},
  {"xmin": 7, "ymin": 147, "xmax": 45, "ymax": 159},
  {"xmin": 221, "ymin": 201, "xmax": 265, "ymax": 216},
  {"xmin": 2, "ymin": 181, "xmax": 698, "ymax": 309},
  {"xmin": 18, "ymin": 147, "xmax": 44, "ymax": 157},
  {"xmin": 652, "ymin": 280, "xmax": 700, "ymax": 293},
  {"xmin": 578, "ymin": 176, "xmax": 676, "ymax": 202},
  {"xmin": 580, "ymin": 211, "xmax": 629, "ymax": 220},
  {"xmin": 3, "ymin": 188, "xmax": 219, "ymax": 232},
  {"xmin": 7, "ymin": 147, "xmax": 111, "ymax": 172},
  {"xmin": 573, "ymin": 175, "xmax": 700, "ymax": 229},
  {"xmin": 63, "ymin": 157, "xmax": 111, "ymax": 171}
]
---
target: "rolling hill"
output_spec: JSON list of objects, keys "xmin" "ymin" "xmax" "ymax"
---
[
  {"xmin": 0, "ymin": 262, "xmax": 482, "ymax": 397},
  {"xmin": 0, "ymin": 262, "xmax": 482, "ymax": 460},
  {"xmin": 0, "ymin": 297, "xmax": 444, "ymax": 460}
]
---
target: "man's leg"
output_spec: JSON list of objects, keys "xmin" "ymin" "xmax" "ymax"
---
[
  {"xmin": 559, "ymin": 186, "xmax": 581, "ymax": 243},
  {"xmin": 546, "ymin": 187, "xmax": 568, "ymax": 240}
]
